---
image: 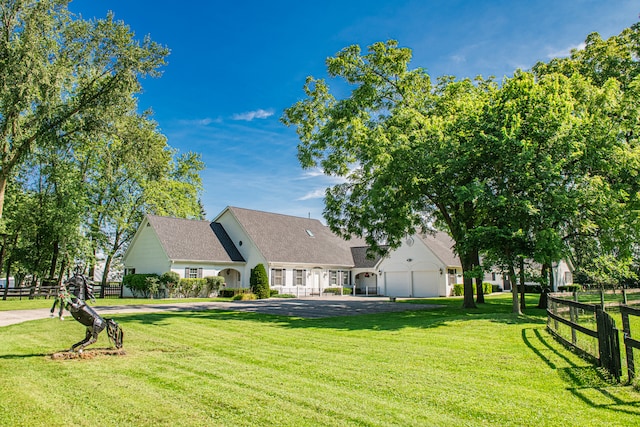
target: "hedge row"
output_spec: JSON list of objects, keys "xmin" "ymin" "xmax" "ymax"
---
[{"xmin": 122, "ymin": 273, "xmax": 225, "ymax": 298}]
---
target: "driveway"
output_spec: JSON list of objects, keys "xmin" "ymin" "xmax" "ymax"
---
[{"xmin": 0, "ymin": 296, "xmax": 441, "ymax": 327}]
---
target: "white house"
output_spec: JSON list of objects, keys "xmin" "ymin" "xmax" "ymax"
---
[{"xmin": 123, "ymin": 206, "xmax": 464, "ymax": 297}]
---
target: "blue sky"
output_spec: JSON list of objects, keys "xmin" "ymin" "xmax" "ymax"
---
[{"xmin": 68, "ymin": 0, "xmax": 638, "ymax": 222}]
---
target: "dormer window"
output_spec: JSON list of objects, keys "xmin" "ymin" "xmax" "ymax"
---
[{"xmin": 305, "ymin": 229, "xmax": 314, "ymax": 237}]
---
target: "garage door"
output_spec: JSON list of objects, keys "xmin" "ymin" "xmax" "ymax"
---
[
  {"xmin": 385, "ymin": 271, "xmax": 411, "ymax": 297},
  {"xmin": 412, "ymin": 270, "xmax": 440, "ymax": 297}
]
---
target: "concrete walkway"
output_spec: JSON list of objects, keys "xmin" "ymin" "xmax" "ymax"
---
[{"xmin": 0, "ymin": 296, "xmax": 441, "ymax": 327}]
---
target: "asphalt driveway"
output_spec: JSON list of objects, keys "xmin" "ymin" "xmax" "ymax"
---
[{"xmin": 0, "ymin": 296, "xmax": 442, "ymax": 327}]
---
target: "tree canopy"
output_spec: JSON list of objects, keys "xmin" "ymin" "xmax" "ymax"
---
[
  {"xmin": 283, "ymin": 23, "xmax": 640, "ymax": 312},
  {"xmin": 0, "ymin": 1, "xmax": 204, "ymax": 290}
]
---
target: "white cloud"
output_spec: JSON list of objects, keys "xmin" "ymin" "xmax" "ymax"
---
[
  {"xmin": 232, "ymin": 109, "xmax": 274, "ymax": 121},
  {"xmin": 178, "ymin": 117, "xmax": 221, "ymax": 126},
  {"xmin": 547, "ymin": 42, "xmax": 585, "ymax": 59},
  {"xmin": 297, "ymin": 188, "xmax": 326, "ymax": 201}
]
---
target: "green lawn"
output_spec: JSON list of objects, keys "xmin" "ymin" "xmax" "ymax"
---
[{"xmin": 1, "ymin": 294, "xmax": 639, "ymax": 426}]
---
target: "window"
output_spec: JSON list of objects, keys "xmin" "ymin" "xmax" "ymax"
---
[
  {"xmin": 492, "ymin": 272, "xmax": 496, "ymax": 281},
  {"xmin": 271, "ymin": 269, "xmax": 285, "ymax": 286},
  {"xmin": 341, "ymin": 271, "xmax": 350, "ymax": 286},
  {"xmin": 330, "ymin": 270, "xmax": 338, "ymax": 286},
  {"xmin": 124, "ymin": 268, "xmax": 135, "ymax": 276},
  {"xmin": 294, "ymin": 269, "xmax": 306, "ymax": 286},
  {"xmin": 185, "ymin": 267, "xmax": 202, "ymax": 279},
  {"xmin": 330, "ymin": 270, "xmax": 350, "ymax": 286}
]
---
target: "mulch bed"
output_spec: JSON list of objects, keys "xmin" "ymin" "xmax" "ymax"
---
[{"xmin": 51, "ymin": 348, "xmax": 126, "ymax": 360}]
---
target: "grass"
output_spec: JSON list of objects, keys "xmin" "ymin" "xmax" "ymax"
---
[
  {"xmin": 0, "ymin": 297, "xmax": 232, "ymax": 311},
  {"xmin": 1, "ymin": 293, "xmax": 639, "ymax": 426}
]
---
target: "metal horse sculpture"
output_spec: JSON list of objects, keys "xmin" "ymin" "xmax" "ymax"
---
[{"xmin": 62, "ymin": 273, "xmax": 124, "ymax": 353}]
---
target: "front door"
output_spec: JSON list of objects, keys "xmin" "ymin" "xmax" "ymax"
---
[{"xmin": 312, "ymin": 269, "xmax": 322, "ymax": 294}]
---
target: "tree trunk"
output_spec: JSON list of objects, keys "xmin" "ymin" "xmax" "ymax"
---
[
  {"xmin": 537, "ymin": 263, "xmax": 549, "ymax": 308},
  {"xmin": 461, "ymin": 252, "xmax": 477, "ymax": 309},
  {"xmin": 474, "ymin": 249, "xmax": 485, "ymax": 304},
  {"xmin": 0, "ymin": 174, "xmax": 6, "ymax": 219},
  {"xmin": 3, "ymin": 261, "xmax": 11, "ymax": 301},
  {"xmin": 48, "ymin": 241, "xmax": 59, "ymax": 279},
  {"xmin": 519, "ymin": 257, "xmax": 526, "ymax": 310},
  {"xmin": 509, "ymin": 263, "xmax": 521, "ymax": 315},
  {"xmin": 101, "ymin": 253, "xmax": 113, "ymax": 298}
]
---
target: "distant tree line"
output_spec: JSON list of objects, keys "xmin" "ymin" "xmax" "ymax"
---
[
  {"xmin": 283, "ymin": 22, "xmax": 640, "ymax": 313},
  {"xmin": 0, "ymin": 1, "xmax": 204, "ymax": 292}
]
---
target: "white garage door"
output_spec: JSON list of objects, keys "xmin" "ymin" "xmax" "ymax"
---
[
  {"xmin": 385, "ymin": 271, "xmax": 411, "ymax": 297},
  {"xmin": 412, "ymin": 270, "xmax": 440, "ymax": 297}
]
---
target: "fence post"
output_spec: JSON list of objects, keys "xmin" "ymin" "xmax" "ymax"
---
[
  {"xmin": 596, "ymin": 307, "xmax": 621, "ymax": 381},
  {"xmin": 569, "ymin": 292, "xmax": 579, "ymax": 344},
  {"xmin": 621, "ymin": 308, "xmax": 635, "ymax": 383}
]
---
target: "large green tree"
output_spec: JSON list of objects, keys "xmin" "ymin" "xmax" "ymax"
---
[
  {"xmin": 533, "ymin": 23, "xmax": 640, "ymax": 289},
  {"xmin": 283, "ymin": 41, "xmax": 494, "ymax": 308},
  {"xmin": 0, "ymin": 0, "xmax": 167, "ymax": 221}
]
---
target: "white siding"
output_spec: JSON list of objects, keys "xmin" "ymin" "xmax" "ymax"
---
[
  {"xmin": 216, "ymin": 210, "xmax": 266, "ymax": 287},
  {"xmin": 378, "ymin": 235, "xmax": 449, "ymax": 297},
  {"xmin": 124, "ymin": 222, "xmax": 171, "ymax": 274}
]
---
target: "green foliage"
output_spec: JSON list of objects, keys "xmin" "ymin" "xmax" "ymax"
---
[
  {"xmin": 232, "ymin": 292, "xmax": 257, "ymax": 301},
  {"xmin": 123, "ymin": 274, "xmax": 160, "ymax": 298},
  {"xmin": 453, "ymin": 283, "xmax": 464, "ymax": 297},
  {"xmin": 170, "ymin": 278, "xmax": 207, "ymax": 298},
  {"xmin": 323, "ymin": 287, "xmax": 345, "ymax": 295},
  {"xmin": 219, "ymin": 288, "xmax": 251, "ymax": 298},
  {"xmin": 454, "ymin": 282, "xmax": 492, "ymax": 297},
  {"xmin": 204, "ymin": 276, "xmax": 225, "ymax": 296},
  {"xmin": 250, "ymin": 264, "xmax": 270, "ymax": 299},
  {"xmin": 160, "ymin": 271, "xmax": 180, "ymax": 287}
]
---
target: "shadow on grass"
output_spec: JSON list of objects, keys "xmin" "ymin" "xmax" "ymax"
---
[
  {"xmin": 522, "ymin": 327, "xmax": 640, "ymax": 416},
  {"xmin": 109, "ymin": 294, "xmax": 546, "ymax": 333}
]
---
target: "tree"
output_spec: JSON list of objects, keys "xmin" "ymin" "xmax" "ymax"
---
[
  {"xmin": 533, "ymin": 23, "xmax": 640, "ymax": 290},
  {"xmin": 250, "ymin": 263, "xmax": 270, "ymax": 299},
  {"xmin": 283, "ymin": 40, "xmax": 496, "ymax": 308},
  {"xmin": 0, "ymin": 0, "xmax": 168, "ymax": 221}
]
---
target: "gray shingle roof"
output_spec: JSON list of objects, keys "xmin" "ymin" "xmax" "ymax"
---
[
  {"xmin": 418, "ymin": 231, "xmax": 461, "ymax": 267},
  {"xmin": 350, "ymin": 246, "xmax": 388, "ymax": 268},
  {"xmin": 147, "ymin": 215, "xmax": 245, "ymax": 263},
  {"xmin": 225, "ymin": 207, "xmax": 355, "ymax": 267}
]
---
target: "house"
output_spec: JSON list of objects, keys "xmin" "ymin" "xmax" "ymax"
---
[
  {"xmin": 123, "ymin": 206, "xmax": 464, "ymax": 298},
  {"xmin": 481, "ymin": 260, "xmax": 574, "ymax": 291}
]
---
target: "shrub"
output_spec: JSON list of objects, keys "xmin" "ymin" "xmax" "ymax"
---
[
  {"xmin": 233, "ymin": 292, "xmax": 257, "ymax": 301},
  {"xmin": 323, "ymin": 287, "xmax": 344, "ymax": 295},
  {"xmin": 453, "ymin": 282, "xmax": 492, "ymax": 296},
  {"xmin": 220, "ymin": 288, "xmax": 251, "ymax": 298},
  {"xmin": 269, "ymin": 289, "xmax": 279, "ymax": 297},
  {"xmin": 204, "ymin": 276, "xmax": 225, "ymax": 296},
  {"xmin": 169, "ymin": 278, "xmax": 207, "ymax": 298},
  {"xmin": 453, "ymin": 283, "xmax": 464, "ymax": 296},
  {"xmin": 250, "ymin": 264, "xmax": 270, "ymax": 299},
  {"xmin": 146, "ymin": 276, "xmax": 160, "ymax": 299},
  {"xmin": 123, "ymin": 273, "xmax": 159, "ymax": 298}
]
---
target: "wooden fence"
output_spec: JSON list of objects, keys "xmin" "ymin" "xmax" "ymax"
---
[
  {"xmin": 547, "ymin": 294, "xmax": 622, "ymax": 381},
  {"xmin": 621, "ymin": 305, "xmax": 640, "ymax": 382}
]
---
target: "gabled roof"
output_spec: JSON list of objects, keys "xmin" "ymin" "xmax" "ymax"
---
[
  {"xmin": 350, "ymin": 246, "xmax": 388, "ymax": 269},
  {"xmin": 221, "ymin": 206, "xmax": 354, "ymax": 267},
  {"xmin": 418, "ymin": 231, "xmax": 461, "ymax": 267},
  {"xmin": 147, "ymin": 215, "xmax": 244, "ymax": 263}
]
